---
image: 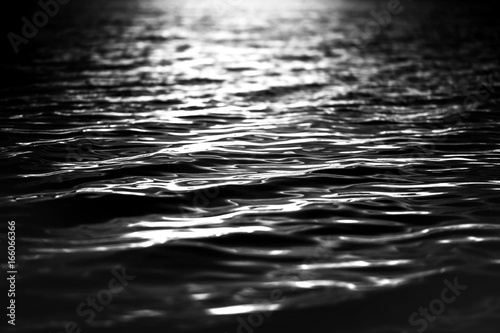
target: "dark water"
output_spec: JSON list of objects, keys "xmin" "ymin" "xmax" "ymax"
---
[{"xmin": 1, "ymin": 0, "xmax": 500, "ymax": 332}]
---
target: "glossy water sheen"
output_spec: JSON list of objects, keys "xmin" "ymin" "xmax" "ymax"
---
[{"xmin": 1, "ymin": 0, "xmax": 500, "ymax": 332}]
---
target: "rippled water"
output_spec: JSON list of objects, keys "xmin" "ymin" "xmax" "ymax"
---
[{"xmin": 2, "ymin": 0, "xmax": 500, "ymax": 332}]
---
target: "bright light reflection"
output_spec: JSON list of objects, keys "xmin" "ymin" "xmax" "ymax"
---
[
  {"xmin": 208, "ymin": 303, "xmax": 280, "ymax": 316},
  {"xmin": 121, "ymin": 226, "xmax": 271, "ymax": 246},
  {"xmin": 298, "ymin": 259, "xmax": 412, "ymax": 270}
]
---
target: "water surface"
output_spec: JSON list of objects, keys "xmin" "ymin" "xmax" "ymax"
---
[{"xmin": 1, "ymin": 0, "xmax": 500, "ymax": 332}]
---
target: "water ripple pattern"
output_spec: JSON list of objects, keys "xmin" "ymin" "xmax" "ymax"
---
[{"xmin": 1, "ymin": 0, "xmax": 499, "ymax": 332}]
